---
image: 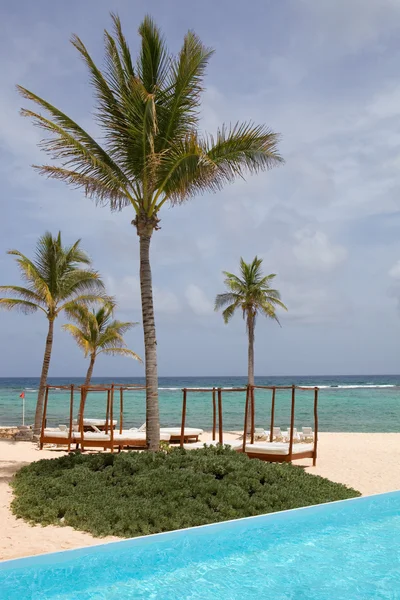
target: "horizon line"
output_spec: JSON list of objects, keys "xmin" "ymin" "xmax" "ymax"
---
[{"xmin": 0, "ymin": 373, "xmax": 399, "ymax": 379}]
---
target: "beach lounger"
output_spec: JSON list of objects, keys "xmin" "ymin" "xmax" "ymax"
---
[
  {"xmin": 302, "ymin": 427, "xmax": 314, "ymax": 441},
  {"xmin": 80, "ymin": 430, "xmax": 171, "ymax": 450},
  {"xmin": 244, "ymin": 441, "xmax": 315, "ymax": 463},
  {"xmin": 272, "ymin": 427, "xmax": 285, "ymax": 442},
  {"xmin": 129, "ymin": 425, "xmax": 203, "ymax": 443},
  {"xmin": 72, "ymin": 418, "xmax": 117, "ymax": 432},
  {"xmin": 182, "ymin": 439, "xmax": 242, "ymax": 451},
  {"xmin": 160, "ymin": 427, "xmax": 203, "ymax": 443},
  {"xmin": 40, "ymin": 425, "xmax": 77, "ymax": 448},
  {"xmin": 41, "ymin": 426, "xmax": 170, "ymax": 451}
]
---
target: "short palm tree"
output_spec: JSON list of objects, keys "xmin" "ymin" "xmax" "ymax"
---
[
  {"xmin": 63, "ymin": 303, "xmax": 142, "ymax": 385},
  {"xmin": 215, "ymin": 257, "xmax": 287, "ymax": 390},
  {"xmin": 17, "ymin": 14, "xmax": 283, "ymax": 450},
  {"xmin": 0, "ymin": 232, "xmax": 105, "ymax": 435}
]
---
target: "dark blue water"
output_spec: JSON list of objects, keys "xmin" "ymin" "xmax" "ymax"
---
[{"xmin": 1, "ymin": 375, "xmax": 400, "ymax": 432}]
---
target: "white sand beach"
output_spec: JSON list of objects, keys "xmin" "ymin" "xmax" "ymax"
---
[{"xmin": 1, "ymin": 432, "xmax": 400, "ymax": 561}]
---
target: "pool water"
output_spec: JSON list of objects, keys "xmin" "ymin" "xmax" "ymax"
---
[{"xmin": 1, "ymin": 492, "xmax": 400, "ymax": 599}]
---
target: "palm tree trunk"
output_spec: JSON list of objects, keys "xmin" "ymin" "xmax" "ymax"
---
[
  {"xmin": 138, "ymin": 229, "xmax": 160, "ymax": 451},
  {"xmin": 76, "ymin": 353, "xmax": 96, "ymax": 425},
  {"xmin": 34, "ymin": 318, "xmax": 54, "ymax": 437},
  {"xmin": 246, "ymin": 313, "xmax": 255, "ymax": 436},
  {"xmin": 84, "ymin": 354, "xmax": 96, "ymax": 386}
]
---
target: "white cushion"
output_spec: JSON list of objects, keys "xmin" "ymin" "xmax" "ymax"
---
[
  {"xmin": 73, "ymin": 419, "xmax": 117, "ymax": 427},
  {"xmin": 245, "ymin": 442, "xmax": 314, "ymax": 455},
  {"xmin": 161, "ymin": 427, "xmax": 203, "ymax": 436},
  {"xmin": 80, "ymin": 432, "xmax": 110, "ymax": 441},
  {"xmin": 113, "ymin": 432, "xmax": 171, "ymax": 442},
  {"xmin": 42, "ymin": 429, "xmax": 70, "ymax": 439}
]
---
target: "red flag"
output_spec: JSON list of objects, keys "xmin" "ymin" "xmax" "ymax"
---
[{"xmin": 19, "ymin": 392, "xmax": 25, "ymax": 399}]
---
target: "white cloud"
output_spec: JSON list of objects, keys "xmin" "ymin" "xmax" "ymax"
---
[
  {"xmin": 369, "ymin": 85, "xmax": 400, "ymax": 120},
  {"xmin": 293, "ymin": 229, "xmax": 347, "ymax": 271},
  {"xmin": 298, "ymin": 0, "xmax": 400, "ymax": 54},
  {"xmin": 107, "ymin": 276, "xmax": 181, "ymax": 314},
  {"xmin": 389, "ymin": 261, "xmax": 400, "ymax": 280},
  {"xmin": 185, "ymin": 284, "xmax": 214, "ymax": 316},
  {"xmin": 281, "ymin": 282, "xmax": 352, "ymax": 325}
]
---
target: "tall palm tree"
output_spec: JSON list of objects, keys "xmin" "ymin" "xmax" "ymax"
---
[
  {"xmin": 0, "ymin": 232, "xmax": 105, "ymax": 435},
  {"xmin": 17, "ymin": 15, "xmax": 283, "ymax": 450},
  {"xmin": 215, "ymin": 257, "xmax": 287, "ymax": 391},
  {"xmin": 62, "ymin": 304, "xmax": 142, "ymax": 386}
]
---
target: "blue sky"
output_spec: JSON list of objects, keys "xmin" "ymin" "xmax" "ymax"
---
[{"xmin": 1, "ymin": 0, "xmax": 400, "ymax": 377}]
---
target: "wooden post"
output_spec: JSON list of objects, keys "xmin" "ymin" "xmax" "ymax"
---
[
  {"xmin": 269, "ymin": 387, "xmax": 276, "ymax": 443},
  {"xmin": 288, "ymin": 385, "xmax": 296, "ymax": 460},
  {"xmin": 218, "ymin": 388, "xmax": 223, "ymax": 445},
  {"xmin": 313, "ymin": 387, "xmax": 319, "ymax": 466},
  {"xmin": 40, "ymin": 386, "xmax": 49, "ymax": 449},
  {"xmin": 250, "ymin": 386, "xmax": 255, "ymax": 444},
  {"xmin": 180, "ymin": 389, "xmax": 187, "ymax": 448},
  {"xmin": 212, "ymin": 388, "xmax": 216, "ymax": 441},
  {"xmin": 242, "ymin": 386, "xmax": 250, "ymax": 453},
  {"xmin": 105, "ymin": 390, "xmax": 110, "ymax": 434},
  {"xmin": 119, "ymin": 387, "xmax": 123, "ymax": 434},
  {"xmin": 67, "ymin": 384, "xmax": 74, "ymax": 453},
  {"xmin": 110, "ymin": 384, "xmax": 114, "ymax": 453},
  {"xmin": 79, "ymin": 387, "xmax": 86, "ymax": 452}
]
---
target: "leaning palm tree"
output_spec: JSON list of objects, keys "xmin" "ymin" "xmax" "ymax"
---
[
  {"xmin": 215, "ymin": 257, "xmax": 287, "ymax": 392},
  {"xmin": 63, "ymin": 303, "xmax": 142, "ymax": 386},
  {"xmin": 0, "ymin": 232, "xmax": 105, "ymax": 435},
  {"xmin": 17, "ymin": 15, "xmax": 283, "ymax": 450}
]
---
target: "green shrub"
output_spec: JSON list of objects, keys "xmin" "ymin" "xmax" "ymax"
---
[{"xmin": 11, "ymin": 446, "xmax": 360, "ymax": 538}]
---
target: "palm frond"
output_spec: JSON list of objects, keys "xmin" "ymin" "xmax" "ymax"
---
[
  {"xmin": 62, "ymin": 324, "xmax": 92, "ymax": 356},
  {"xmin": 18, "ymin": 15, "xmax": 282, "ymax": 222},
  {"xmin": 0, "ymin": 298, "xmax": 41, "ymax": 314},
  {"xmin": 63, "ymin": 301, "xmax": 141, "ymax": 362},
  {"xmin": 205, "ymin": 123, "xmax": 283, "ymax": 181},
  {"xmin": 215, "ymin": 256, "xmax": 287, "ymax": 326},
  {"xmin": 7, "ymin": 249, "xmax": 51, "ymax": 303},
  {"xmin": 100, "ymin": 347, "xmax": 142, "ymax": 361},
  {"xmin": 221, "ymin": 303, "xmax": 238, "ymax": 324},
  {"xmin": 111, "ymin": 13, "xmax": 135, "ymax": 77},
  {"xmin": 58, "ymin": 270, "xmax": 105, "ymax": 301},
  {"xmin": 59, "ymin": 294, "xmax": 109, "ymax": 314},
  {"xmin": 0, "ymin": 285, "xmax": 46, "ymax": 309},
  {"xmin": 17, "ymin": 87, "xmax": 136, "ymax": 211},
  {"xmin": 214, "ymin": 292, "xmax": 238, "ymax": 311},
  {"xmin": 137, "ymin": 15, "xmax": 169, "ymax": 93},
  {"xmin": 159, "ymin": 31, "xmax": 214, "ymax": 148}
]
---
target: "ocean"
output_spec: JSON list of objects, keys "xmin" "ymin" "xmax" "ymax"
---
[{"xmin": 0, "ymin": 375, "xmax": 399, "ymax": 433}]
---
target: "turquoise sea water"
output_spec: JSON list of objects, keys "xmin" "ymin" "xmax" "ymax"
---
[
  {"xmin": 1, "ymin": 492, "xmax": 400, "ymax": 599},
  {"xmin": 0, "ymin": 375, "xmax": 399, "ymax": 432}
]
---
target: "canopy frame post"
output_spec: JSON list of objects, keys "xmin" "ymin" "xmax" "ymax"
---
[
  {"xmin": 39, "ymin": 386, "xmax": 49, "ymax": 450},
  {"xmin": 288, "ymin": 385, "xmax": 296, "ymax": 460},
  {"xmin": 313, "ymin": 387, "xmax": 319, "ymax": 466},
  {"xmin": 67, "ymin": 384, "xmax": 74, "ymax": 453},
  {"xmin": 269, "ymin": 387, "xmax": 276, "ymax": 442},
  {"xmin": 242, "ymin": 386, "xmax": 250, "ymax": 453},
  {"xmin": 212, "ymin": 388, "xmax": 216, "ymax": 441},
  {"xmin": 217, "ymin": 388, "xmax": 223, "ymax": 445},
  {"xmin": 180, "ymin": 388, "xmax": 187, "ymax": 448},
  {"xmin": 250, "ymin": 386, "xmax": 255, "ymax": 445}
]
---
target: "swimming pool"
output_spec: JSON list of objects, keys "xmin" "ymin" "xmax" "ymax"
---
[{"xmin": 1, "ymin": 491, "xmax": 399, "ymax": 599}]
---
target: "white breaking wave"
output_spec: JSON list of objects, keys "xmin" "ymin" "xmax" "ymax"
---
[
  {"xmin": 158, "ymin": 387, "xmax": 216, "ymax": 391},
  {"xmin": 301, "ymin": 384, "xmax": 397, "ymax": 389}
]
